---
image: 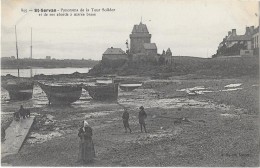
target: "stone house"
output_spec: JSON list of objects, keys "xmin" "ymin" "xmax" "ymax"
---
[
  {"xmin": 142, "ymin": 43, "xmax": 157, "ymax": 56},
  {"xmin": 217, "ymin": 26, "xmax": 259, "ymax": 56},
  {"xmin": 102, "ymin": 47, "xmax": 127, "ymax": 60},
  {"xmin": 252, "ymin": 27, "xmax": 259, "ymax": 55}
]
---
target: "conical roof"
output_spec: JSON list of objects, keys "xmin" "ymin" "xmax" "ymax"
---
[
  {"xmin": 132, "ymin": 22, "xmax": 149, "ymax": 33},
  {"xmin": 166, "ymin": 48, "xmax": 172, "ymax": 53}
]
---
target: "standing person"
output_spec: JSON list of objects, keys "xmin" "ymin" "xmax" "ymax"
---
[
  {"xmin": 138, "ymin": 106, "xmax": 147, "ymax": 133},
  {"xmin": 78, "ymin": 121, "xmax": 95, "ymax": 164},
  {"xmin": 13, "ymin": 111, "xmax": 20, "ymax": 121},
  {"xmin": 1, "ymin": 127, "xmax": 6, "ymax": 142},
  {"xmin": 122, "ymin": 108, "xmax": 132, "ymax": 133},
  {"xmin": 18, "ymin": 105, "xmax": 26, "ymax": 119}
]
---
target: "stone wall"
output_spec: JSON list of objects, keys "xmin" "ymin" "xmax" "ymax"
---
[
  {"xmin": 102, "ymin": 54, "xmax": 128, "ymax": 60},
  {"xmin": 240, "ymin": 49, "xmax": 254, "ymax": 56}
]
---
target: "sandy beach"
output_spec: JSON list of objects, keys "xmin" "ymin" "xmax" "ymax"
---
[{"xmin": 1, "ymin": 75, "xmax": 259, "ymax": 166}]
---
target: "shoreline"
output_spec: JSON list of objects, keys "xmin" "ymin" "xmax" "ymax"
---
[
  {"xmin": 1, "ymin": 66, "xmax": 93, "ymax": 70},
  {"xmin": 1, "ymin": 75, "xmax": 259, "ymax": 166}
]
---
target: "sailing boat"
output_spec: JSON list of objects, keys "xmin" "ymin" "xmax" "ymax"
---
[
  {"xmin": 37, "ymin": 82, "xmax": 83, "ymax": 105},
  {"xmin": 1, "ymin": 26, "xmax": 34, "ymax": 101},
  {"xmin": 84, "ymin": 82, "xmax": 118, "ymax": 101},
  {"xmin": 119, "ymin": 81, "xmax": 142, "ymax": 91}
]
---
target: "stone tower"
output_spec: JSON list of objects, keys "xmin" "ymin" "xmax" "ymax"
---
[
  {"xmin": 166, "ymin": 48, "xmax": 172, "ymax": 56},
  {"xmin": 129, "ymin": 22, "xmax": 151, "ymax": 54}
]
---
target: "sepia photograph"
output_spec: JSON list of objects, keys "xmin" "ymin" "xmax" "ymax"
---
[{"xmin": 1, "ymin": 0, "xmax": 259, "ymax": 166}]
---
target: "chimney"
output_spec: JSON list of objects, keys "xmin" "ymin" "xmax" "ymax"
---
[
  {"xmin": 245, "ymin": 27, "xmax": 250, "ymax": 35},
  {"xmin": 250, "ymin": 26, "xmax": 255, "ymax": 33},
  {"xmin": 228, "ymin": 31, "xmax": 231, "ymax": 36},
  {"xmin": 232, "ymin": 29, "xmax": 236, "ymax": 36}
]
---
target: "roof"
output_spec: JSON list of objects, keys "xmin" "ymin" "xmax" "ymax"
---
[
  {"xmin": 227, "ymin": 35, "xmax": 252, "ymax": 41},
  {"xmin": 143, "ymin": 43, "xmax": 157, "ymax": 50},
  {"xmin": 132, "ymin": 22, "xmax": 149, "ymax": 33},
  {"xmin": 103, "ymin": 48, "xmax": 126, "ymax": 55}
]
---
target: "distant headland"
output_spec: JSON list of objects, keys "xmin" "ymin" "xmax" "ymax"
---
[{"xmin": 1, "ymin": 57, "xmax": 99, "ymax": 69}]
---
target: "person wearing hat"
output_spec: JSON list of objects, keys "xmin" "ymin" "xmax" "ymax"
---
[
  {"xmin": 1, "ymin": 127, "xmax": 6, "ymax": 142},
  {"xmin": 122, "ymin": 108, "xmax": 132, "ymax": 133},
  {"xmin": 78, "ymin": 120, "xmax": 95, "ymax": 164},
  {"xmin": 138, "ymin": 106, "xmax": 147, "ymax": 133}
]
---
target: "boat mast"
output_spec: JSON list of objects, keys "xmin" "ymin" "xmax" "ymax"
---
[
  {"xmin": 30, "ymin": 27, "xmax": 33, "ymax": 77},
  {"xmin": 31, "ymin": 27, "xmax": 32, "ymax": 59},
  {"xmin": 15, "ymin": 25, "xmax": 20, "ymax": 77}
]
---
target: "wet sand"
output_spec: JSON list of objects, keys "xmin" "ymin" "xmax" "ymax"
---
[{"xmin": 1, "ymin": 76, "xmax": 259, "ymax": 166}]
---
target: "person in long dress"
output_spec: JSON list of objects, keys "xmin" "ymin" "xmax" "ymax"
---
[{"xmin": 78, "ymin": 121, "xmax": 95, "ymax": 164}]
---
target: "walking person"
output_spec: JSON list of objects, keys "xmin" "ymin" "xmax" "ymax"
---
[
  {"xmin": 138, "ymin": 106, "xmax": 147, "ymax": 133},
  {"xmin": 78, "ymin": 120, "xmax": 96, "ymax": 164},
  {"xmin": 122, "ymin": 108, "xmax": 132, "ymax": 133}
]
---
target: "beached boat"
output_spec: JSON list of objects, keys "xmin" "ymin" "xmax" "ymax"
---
[
  {"xmin": 1, "ymin": 27, "xmax": 34, "ymax": 101},
  {"xmin": 119, "ymin": 81, "xmax": 142, "ymax": 91},
  {"xmin": 95, "ymin": 77, "xmax": 113, "ymax": 85},
  {"xmin": 113, "ymin": 78, "xmax": 124, "ymax": 84},
  {"xmin": 119, "ymin": 83, "xmax": 142, "ymax": 91},
  {"xmin": 2, "ymin": 76, "xmax": 34, "ymax": 100},
  {"xmin": 84, "ymin": 83, "xmax": 118, "ymax": 101},
  {"xmin": 38, "ymin": 82, "xmax": 82, "ymax": 104}
]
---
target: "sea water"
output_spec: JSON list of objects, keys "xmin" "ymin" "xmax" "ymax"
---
[{"xmin": 1, "ymin": 67, "xmax": 90, "ymax": 77}]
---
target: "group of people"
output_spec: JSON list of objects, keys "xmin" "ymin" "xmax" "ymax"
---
[
  {"xmin": 122, "ymin": 106, "xmax": 147, "ymax": 133},
  {"xmin": 13, "ymin": 105, "xmax": 30, "ymax": 121},
  {"xmin": 1, "ymin": 106, "xmax": 31, "ymax": 143},
  {"xmin": 77, "ymin": 106, "xmax": 148, "ymax": 164}
]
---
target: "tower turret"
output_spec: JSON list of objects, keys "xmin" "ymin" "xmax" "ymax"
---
[{"xmin": 129, "ymin": 22, "xmax": 151, "ymax": 54}]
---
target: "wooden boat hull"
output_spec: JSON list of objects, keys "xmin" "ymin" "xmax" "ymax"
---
[
  {"xmin": 84, "ymin": 83, "xmax": 118, "ymax": 101},
  {"xmin": 2, "ymin": 78, "xmax": 34, "ymax": 101},
  {"xmin": 95, "ymin": 79, "xmax": 113, "ymax": 85},
  {"xmin": 38, "ymin": 82, "xmax": 82, "ymax": 104},
  {"xmin": 113, "ymin": 79, "xmax": 124, "ymax": 84},
  {"xmin": 119, "ymin": 82, "xmax": 142, "ymax": 92},
  {"xmin": 119, "ymin": 85, "xmax": 141, "ymax": 91}
]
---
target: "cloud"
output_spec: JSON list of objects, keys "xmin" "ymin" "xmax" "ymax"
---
[{"xmin": 1, "ymin": 0, "xmax": 258, "ymax": 60}]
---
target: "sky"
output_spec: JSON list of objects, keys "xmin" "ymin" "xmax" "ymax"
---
[{"xmin": 1, "ymin": 0, "xmax": 259, "ymax": 60}]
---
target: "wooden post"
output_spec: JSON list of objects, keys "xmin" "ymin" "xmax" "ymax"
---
[{"xmin": 15, "ymin": 25, "xmax": 20, "ymax": 77}]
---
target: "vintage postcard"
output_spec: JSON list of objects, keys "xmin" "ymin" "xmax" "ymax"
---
[{"xmin": 1, "ymin": 0, "xmax": 259, "ymax": 167}]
